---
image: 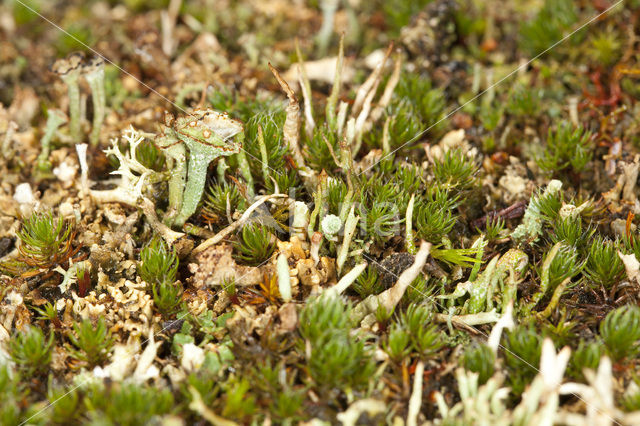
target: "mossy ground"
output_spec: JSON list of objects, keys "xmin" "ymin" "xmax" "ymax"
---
[{"xmin": 2, "ymin": 0, "xmax": 640, "ymax": 424}]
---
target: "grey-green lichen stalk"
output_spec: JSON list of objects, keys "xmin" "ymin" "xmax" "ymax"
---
[
  {"xmin": 51, "ymin": 52, "xmax": 84, "ymax": 143},
  {"xmin": 156, "ymin": 109, "xmax": 243, "ymax": 228},
  {"xmin": 83, "ymin": 56, "xmax": 106, "ymax": 147}
]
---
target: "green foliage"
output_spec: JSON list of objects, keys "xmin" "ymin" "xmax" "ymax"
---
[
  {"xmin": 67, "ymin": 318, "xmax": 114, "ymax": 367},
  {"xmin": 623, "ymin": 232, "xmax": 640, "ymax": 261},
  {"xmin": 306, "ymin": 124, "xmax": 338, "ymax": 172},
  {"xmin": 430, "ymin": 246, "xmax": 482, "ymax": 268},
  {"xmin": 153, "ymin": 281, "xmax": 184, "ymax": 317},
  {"xmin": 600, "ymin": 305, "xmax": 640, "ymax": 362},
  {"xmin": 394, "ymin": 72, "xmax": 447, "ymax": 134},
  {"xmin": 384, "ymin": 324, "xmax": 412, "ymax": 363},
  {"xmin": 135, "ymin": 138, "xmax": 165, "ymax": 171},
  {"xmin": 359, "ymin": 201, "xmax": 403, "ymax": 243},
  {"xmin": 623, "ymin": 389, "xmax": 640, "ymax": 412},
  {"xmin": 222, "ymin": 276, "xmax": 237, "ymax": 298},
  {"xmin": 538, "ymin": 123, "xmax": 593, "ymax": 175},
  {"xmin": 507, "ymin": 83, "xmax": 540, "ymax": 118},
  {"xmin": 382, "ymin": 0, "xmax": 434, "ymax": 37},
  {"xmin": 584, "ymin": 237, "xmax": 625, "ymax": 289},
  {"xmin": 34, "ymin": 301, "xmax": 58, "ymax": 323},
  {"xmin": 362, "ymin": 172, "xmax": 414, "ymax": 216},
  {"xmin": 222, "ymin": 377, "xmax": 256, "ymax": 419},
  {"xmin": 208, "ymin": 90, "xmax": 281, "ymax": 123},
  {"xmin": 327, "ymin": 178, "xmax": 349, "ymax": 215},
  {"xmin": 479, "ymin": 102, "xmax": 503, "ymax": 133},
  {"xmin": 17, "ymin": 210, "xmax": 74, "ymax": 269},
  {"xmin": 85, "ymin": 382, "xmax": 173, "ymax": 425},
  {"xmin": 482, "ymin": 216, "xmax": 506, "ymax": 241},
  {"xmin": 183, "ymin": 371, "xmax": 219, "ymax": 407},
  {"xmin": 413, "ymin": 188, "xmax": 458, "ymax": 243},
  {"xmin": 519, "ymin": 0, "xmax": 578, "ymax": 57},
  {"xmin": 530, "ymin": 186, "xmax": 564, "ymax": 222},
  {"xmin": 462, "ymin": 343, "xmax": 495, "ymax": 385},
  {"xmin": 588, "ymin": 30, "xmax": 621, "ymax": 66},
  {"xmin": 0, "ymin": 365, "xmax": 28, "ymax": 426},
  {"xmin": 298, "ymin": 294, "xmax": 350, "ymax": 343},
  {"xmin": 298, "ymin": 294, "xmax": 375, "ymax": 391},
  {"xmin": 567, "ymin": 340, "xmax": 603, "ymax": 381},
  {"xmin": 202, "ymin": 180, "xmax": 246, "ymax": 223},
  {"xmin": 403, "ymin": 275, "xmax": 436, "ymax": 304},
  {"xmin": 243, "ymin": 109, "xmax": 288, "ymax": 175},
  {"xmin": 251, "ymin": 360, "xmax": 305, "ymax": 420},
  {"xmin": 233, "ymin": 223, "xmax": 276, "ymax": 265},
  {"xmin": 368, "ymin": 100, "xmax": 424, "ymax": 151},
  {"xmin": 267, "ymin": 168, "xmax": 301, "ymax": 195},
  {"xmin": 394, "ymin": 164, "xmax": 423, "ymax": 195},
  {"xmin": 549, "ymin": 216, "xmax": 594, "ymax": 248},
  {"xmin": 502, "ymin": 325, "xmax": 542, "ymax": 395},
  {"xmin": 138, "ymin": 236, "xmax": 178, "ymax": 287},
  {"xmin": 543, "ymin": 315, "xmax": 577, "ymax": 348},
  {"xmin": 352, "ymin": 267, "xmax": 384, "ymax": 298},
  {"xmin": 268, "ymin": 385, "xmax": 305, "ymax": 420},
  {"xmin": 9, "ymin": 326, "xmax": 54, "ymax": 376},
  {"xmin": 432, "ymin": 148, "xmax": 479, "ymax": 194},
  {"xmin": 544, "ymin": 243, "xmax": 583, "ymax": 290},
  {"xmin": 399, "ymin": 303, "xmax": 443, "ymax": 359},
  {"xmin": 48, "ymin": 382, "xmax": 81, "ymax": 424}
]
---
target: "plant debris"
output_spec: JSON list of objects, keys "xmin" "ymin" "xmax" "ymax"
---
[{"xmin": 2, "ymin": 0, "xmax": 640, "ymax": 424}]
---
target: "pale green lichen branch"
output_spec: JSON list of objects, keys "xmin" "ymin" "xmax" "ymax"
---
[
  {"xmin": 36, "ymin": 108, "xmax": 67, "ymax": 174},
  {"xmin": 83, "ymin": 57, "xmax": 106, "ymax": 147}
]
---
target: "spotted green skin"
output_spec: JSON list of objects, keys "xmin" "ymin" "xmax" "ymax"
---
[{"xmin": 161, "ymin": 109, "xmax": 243, "ymax": 227}]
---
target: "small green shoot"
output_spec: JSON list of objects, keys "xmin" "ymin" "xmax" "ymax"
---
[
  {"xmin": 462, "ymin": 343, "xmax": 495, "ymax": 385},
  {"xmin": 9, "ymin": 326, "xmax": 54, "ymax": 376},
  {"xmin": 67, "ymin": 318, "xmax": 114, "ymax": 367},
  {"xmin": 233, "ymin": 223, "xmax": 276, "ymax": 266},
  {"xmin": 138, "ymin": 236, "xmax": 178, "ymax": 287},
  {"xmin": 17, "ymin": 210, "xmax": 75, "ymax": 270},
  {"xmin": 600, "ymin": 305, "xmax": 640, "ymax": 362}
]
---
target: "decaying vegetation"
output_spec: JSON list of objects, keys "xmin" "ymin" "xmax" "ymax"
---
[{"xmin": 2, "ymin": 0, "xmax": 640, "ymax": 424}]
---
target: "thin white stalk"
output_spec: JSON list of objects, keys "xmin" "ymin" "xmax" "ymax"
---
[
  {"xmin": 407, "ymin": 361, "xmax": 425, "ymax": 426},
  {"xmin": 268, "ymin": 63, "xmax": 305, "ymax": 169},
  {"xmin": 405, "ymin": 194, "xmax": 416, "ymax": 254},
  {"xmin": 372, "ymin": 52, "xmax": 402, "ymax": 121},
  {"xmin": 336, "ymin": 100, "xmax": 348, "ymax": 137},
  {"xmin": 434, "ymin": 309, "xmax": 502, "ymax": 327},
  {"xmin": 326, "ymin": 33, "xmax": 344, "ymax": 130},
  {"xmin": 277, "ymin": 253, "xmax": 292, "ymax": 302},
  {"xmin": 352, "ymin": 43, "xmax": 392, "ymax": 115},
  {"xmin": 327, "ymin": 262, "xmax": 367, "ymax": 297},
  {"xmin": 310, "ymin": 231, "xmax": 322, "ymax": 266},
  {"xmin": 337, "ymin": 205, "xmax": 359, "ymax": 274},
  {"xmin": 377, "ymin": 241, "xmax": 430, "ymax": 312},
  {"xmin": 75, "ymin": 143, "xmax": 90, "ymax": 197}
]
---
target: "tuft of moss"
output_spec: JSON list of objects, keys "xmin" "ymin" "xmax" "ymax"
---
[
  {"xmin": 538, "ymin": 123, "xmax": 593, "ymax": 176},
  {"xmin": 16, "ymin": 210, "xmax": 75, "ymax": 271},
  {"xmin": 600, "ymin": 305, "xmax": 640, "ymax": 362},
  {"xmin": 233, "ymin": 223, "xmax": 276, "ymax": 266},
  {"xmin": 67, "ymin": 318, "xmax": 114, "ymax": 367},
  {"xmin": 298, "ymin": 294, "xmax": 376, "ymax": 392},
  {"xmin": 9, "ymin": 326, "xmax": 54, "ymax": 376},
  {"xmin": 462, "ymin": 343, "xmax": 495, "ymax": 385},
  {"xmin": 138, "ymin": 236, "xmax": 179, "ymax": 287},
  {"xmin": 502, "ymin": 325, "xmax": 542, "ymax": 395}
]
